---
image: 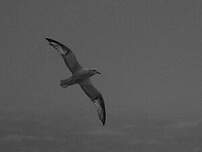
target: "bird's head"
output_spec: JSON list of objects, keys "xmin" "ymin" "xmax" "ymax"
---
[{"xmin": 89, "ymin": 69, "xmax": 101, "ymax": 75}]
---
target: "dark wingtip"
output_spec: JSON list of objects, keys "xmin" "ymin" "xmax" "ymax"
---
[
  {"xmin": 45, "ymin": 38, "xmax": 68, "ymax": 50},
  {"xmin": 101, "ymin": 109, "xmax": 106, "ymax": 126},
  {"xmin": 100, "ymin": 98, "xmax": 106, "ymax": 126},
  {"xmin": 102, "ymin": 119, "xmax": 106, "ymax": 126},
  {"xmin": 102, "ymin": 116, "xmax": 106, "ymax": 126},
  {"xmin": 45, "ymin": 38, "xmax": 53, "ymax": 43}
]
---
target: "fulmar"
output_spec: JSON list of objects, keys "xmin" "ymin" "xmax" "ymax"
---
[{"xmin": 45, "ymin": 38, "xmax": 106, "ymax": 125}]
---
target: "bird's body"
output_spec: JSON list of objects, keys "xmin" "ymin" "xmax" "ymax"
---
[
  {"xmin": 45, "ymin": 38, "xmax": 106, "ymax": 125},
  {"xmin": 60, "ymin": 69, "xmax": 97, "ymax": 87}
]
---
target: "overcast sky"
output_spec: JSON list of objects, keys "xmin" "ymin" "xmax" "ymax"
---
[{"xmin": 0, "ymin": 0, "xmax": 202, "ymax": 151}]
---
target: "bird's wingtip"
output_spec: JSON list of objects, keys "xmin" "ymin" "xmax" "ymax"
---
[
  {"xmin": 45, "ymin": 38, "xmax": 65, "ymax": 48},
  {"xmin": 102, "ymin": 119, "xmax": 106, "ymax": 126},
  {"xmin": 95, "ymin": 96, "xmax": 106, "ymax": 126},
  {"xmin": 45, "ymin": 38, "xmax": 52, "ymax": 42}
]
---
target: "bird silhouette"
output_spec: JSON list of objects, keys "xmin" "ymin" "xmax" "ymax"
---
[{"xmin": 45, "ymin": 38, "xmax": 106, "ymax": 125}]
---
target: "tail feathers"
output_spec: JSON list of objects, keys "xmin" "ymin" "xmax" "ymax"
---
[{"xmin": 60, "ymin": 79, "xmax": 70, "ymax": 88}]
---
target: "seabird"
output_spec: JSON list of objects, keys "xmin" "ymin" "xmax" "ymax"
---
[{"xmin": 45, "ymin": 38, "xmax": 106, "ymax": 125}]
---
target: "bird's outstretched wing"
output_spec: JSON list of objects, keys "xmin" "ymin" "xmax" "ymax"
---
[
  {"xmin": 79, "ymin": 79, "xmax": 106, "ymax": 125},
  {"xmin": 45, "ymin": 38, "xmax": 82, "ymax": 73}
]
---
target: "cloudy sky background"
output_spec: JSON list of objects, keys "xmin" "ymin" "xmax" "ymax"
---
[{"xmin": 0, "ymin": 0, "xmax": 202, "ymax": 151}]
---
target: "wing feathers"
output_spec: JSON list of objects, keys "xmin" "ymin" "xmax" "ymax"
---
[
  {"xmin": 94, "ymin": 95, "xmax": 106, "ymax": 125},
  {"xmin": 46, "ymin": 38, "xmax": 82, "ymax": 73},
  {"xmin": 79, "ymin": 79, "xmax": 106, "ymax": 125}
]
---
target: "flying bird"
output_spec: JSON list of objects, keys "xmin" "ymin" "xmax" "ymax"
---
[{"xmin": 45, "ymin": 38, "xmax": 106, "ymax": 125}]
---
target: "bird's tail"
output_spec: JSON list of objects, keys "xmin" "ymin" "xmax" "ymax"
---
[{"xmin": 60, "ymin": 79, "xmax": 70, "ymax": 88}]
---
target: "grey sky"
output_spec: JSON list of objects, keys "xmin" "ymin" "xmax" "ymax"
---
[{"xmin": 0, "ymin": 0, "xmax": 202, "ymax": 151}]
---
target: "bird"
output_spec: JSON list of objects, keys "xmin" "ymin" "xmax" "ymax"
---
[{"xmin": 45, "ymin": 38, "xmax": 106, "ymax": 125}]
